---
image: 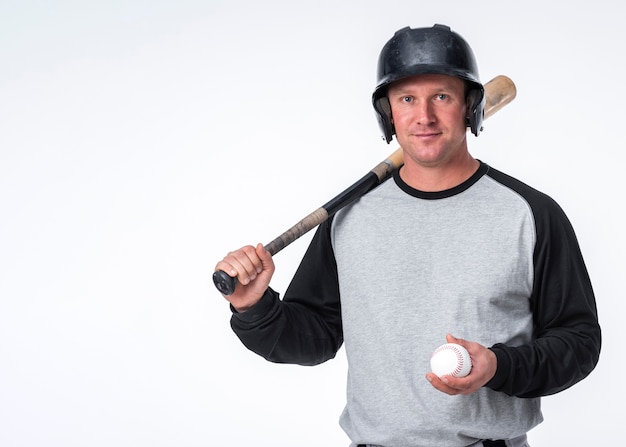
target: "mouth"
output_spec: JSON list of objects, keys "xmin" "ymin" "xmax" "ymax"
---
[{"xmin": 411, "ymin": 131, "xmax": 441, "ymax": 139}]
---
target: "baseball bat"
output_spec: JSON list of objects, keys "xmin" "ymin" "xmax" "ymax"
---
[{"xmin": 214, "ymin": 75, "xmax": 517, "ymax": 296}]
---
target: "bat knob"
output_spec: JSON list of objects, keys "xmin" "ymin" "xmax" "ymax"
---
[{"xmin": 213, "ymin": 270, "xmax": 237, "ymax": 296}]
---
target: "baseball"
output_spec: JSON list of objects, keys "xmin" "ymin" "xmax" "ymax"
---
[{"xmin": 430, "ymin": 343, "xmax": 472, "ymax": 378}]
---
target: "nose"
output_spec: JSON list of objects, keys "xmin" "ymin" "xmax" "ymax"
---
[{"xmin": 414, "ymin": 101, "xmax": 435, "ymax": 125}]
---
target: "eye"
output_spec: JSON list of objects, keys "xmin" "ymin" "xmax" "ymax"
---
[
  {"xmin": 401, "ymin": 96, "xmax": 413, "ymax": 103},
  {"xmin": 435, "ymin": 93, "xmax": 448, "ymax": 101}
]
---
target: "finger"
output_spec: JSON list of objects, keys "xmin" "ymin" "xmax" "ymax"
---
[
  {"xmin": 220, "ymin": 246, "xmax": 262, "ymax": 285},
  {"xmin": 233, "ymin": 247, "xmax": 262, "ymax": 285},
  {"xmin": 430, "ymin": 372, "xmax": 477, "ymax": 395},
  {"xmin": 426, "ymin": 373, "xmax": 463, "ymax": 395},
  {"xmin": 214, "ymin": 259, "xmax": 238, "ymax": 279}
]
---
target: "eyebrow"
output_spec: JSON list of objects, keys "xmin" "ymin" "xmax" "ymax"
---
[{"xmin": 388, "ymin": 83, "xmax": 462, "ymax": 97}]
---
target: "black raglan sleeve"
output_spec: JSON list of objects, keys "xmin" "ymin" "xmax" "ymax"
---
[
  {"xmin": 230, "ymin": 219, "xmax": 343, "ymax": 366},
  {"xmin": 486, "ymin": 186, "xmax": 601, "ymax": 397}
]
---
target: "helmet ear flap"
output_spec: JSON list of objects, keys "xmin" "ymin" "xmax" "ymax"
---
[
  {"xmin": 373, "ymin": 95, "xmax": 394, "ymax": 143},
  {"xmin": 466, "ymin": 87, "xmax": 485, "ymax": 136}
]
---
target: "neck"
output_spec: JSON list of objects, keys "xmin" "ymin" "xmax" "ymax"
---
[{"xmin": 399, "ymin": 153, "xmax": 479, "ymax": 192}]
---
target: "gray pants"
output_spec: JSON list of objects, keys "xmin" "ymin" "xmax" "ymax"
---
[
  {"xmin": 467, "ymin": 434, "xmax": 529, "ymax": 447},
  {"xmin": 357, "ymin": 434, "xmax": 529, "ymax": 447}
]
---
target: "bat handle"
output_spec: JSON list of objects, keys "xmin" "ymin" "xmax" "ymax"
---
[
  {"xmin": 213, "ymin": 207, "xmax": 329, "ymax": 296},
  {"xmin": 213, "ymin": 270, "xmax": 237, "ymax": 296}
]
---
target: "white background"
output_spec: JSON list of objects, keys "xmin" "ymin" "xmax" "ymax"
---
[{"xmin": 1, "ymin": 1, "xmax": 624, "ymax": 445}]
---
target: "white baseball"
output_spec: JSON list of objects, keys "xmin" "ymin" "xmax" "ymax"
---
[{"xmin": 430, "ymin": 343, "xmax": 472, "ymax": 378}]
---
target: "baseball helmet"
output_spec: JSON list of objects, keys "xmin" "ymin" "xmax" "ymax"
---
[{"xmin": 373, "ymin": 24, "xmax": 485, "ymax": 143}]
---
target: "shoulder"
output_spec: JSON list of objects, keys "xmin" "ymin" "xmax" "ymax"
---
[
  {"xmin": 482, "ymin": 163, "xmax": 574, "ymax": 236},
  {"xmin": 483, "ymin": 164, "xmax": 561, "ymax": 210}
]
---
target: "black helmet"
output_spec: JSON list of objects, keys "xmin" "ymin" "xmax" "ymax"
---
[{"xmin": 373, "ymin": 24, "xmax": 485, "ymax": 143}]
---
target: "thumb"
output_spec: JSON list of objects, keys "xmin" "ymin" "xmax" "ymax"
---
[
  {"xmin": 255, "ymin": 243, "xmax": 275, "ymax": 271},
  {"xmin": 446, "ymin": 333, "xmax": 465, "ymax": 345},
  {"xmin": 256, "ymin": 242, "xmax": 272, "ymax": 260}
]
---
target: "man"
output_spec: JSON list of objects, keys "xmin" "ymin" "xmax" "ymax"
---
[{"xmin": 215, "ymin": 24, "xmax": 601, "ymax": 447}]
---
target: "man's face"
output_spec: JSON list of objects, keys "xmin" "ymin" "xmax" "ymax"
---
[{"xmin": 387, "ymin": 74, "xmax": 468, "ymax": 168}]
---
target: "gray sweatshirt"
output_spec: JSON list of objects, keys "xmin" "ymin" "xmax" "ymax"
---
[{"xmin": 230, "ymin": 162, "xmax": 600, "ymax": 447}]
